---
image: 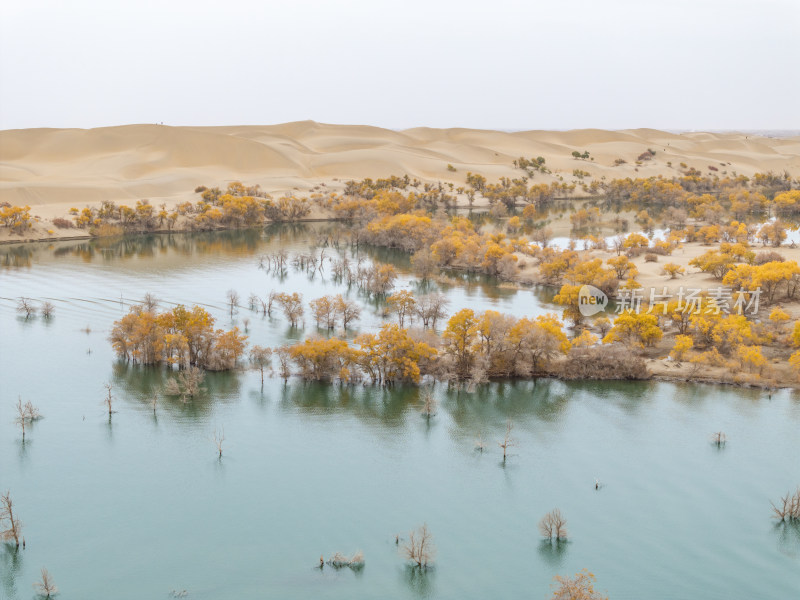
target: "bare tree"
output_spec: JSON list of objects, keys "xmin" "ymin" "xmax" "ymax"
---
[
  {"xmin": 164, "ymin": 367, "xmax": 205, "ymax": 402},
  {"xmin": 142, "ymin": 292, "xmax": 159, "ymax": 312},
  {"xmin": 275, "ymin": 346, "xmax": 291, "ymax": 379},
  {"xmin": 539, "ymin": 508, "xmax": 568, "ymax": 541},
  {"xmin": 474, "ymin": 434, "xmax": 486, "ymax": 452},
  {"xmin": 41, "ymin": 301, "xmax": 55, "ymax": 319},
  {"xmin": 227, "ymin": 289, "xmax": 240, "ymax": 316},
  {"xmin": 33, "ymin": 567, "xmax": 59, "ymax": 598},
  {"xmin": 211, "ymin": 427, "xmax": 225, "ymax": 458},
  {"xmin": 416, "ymin": 293, "xmax": 449, "ymax": 329},
  {"xmin": 612, "ymin": 235, "xmax": 625, "ymax": 256},
  {"xmin": 711, "ymin": 431, "xmax": 727, "ymax": 446},
  {"xmin": 531, "ymin": 226, "xmax": 553, "ymax": 249},
  {"xmin": 326, "ymin": 550, "xmax": 365, "ymax": 569},
  {"xmin": 14, "ymin": 397, "xmax": 28, "ymax": 440},
  {"xmin": 14, "ymin": 397, "xmax": 41, "ymax": 440},
  {"xmin": 275, "ymin": 249, "xmax": 289, "ymax": 271},
  {"xmin": 420, "ymin": 388, "xmax": 437, "ymax": 418},
  {"xmin": 249, "ymin": 345, "xmax": 273, "ymax": 384},
  {"xmin": 17, "ymin": 297, "xmax": 36, "ymax": 319},
  {"xmin": 266, "ymin": 290, "xmax": 278, "ymax": 317},
  {"xmin": 0, "ymin": 491, "xmax": 21, "ymax": 547},
  {"xmin": 771, "ymin": 488, "xmax": 800, "ymax": 521},
  {"xmin": 402, "ymin": 524, "xmax": 435, "ymax": 568},
  {"xmin": 248, "ymin": 293, "xmax": 260, "ymax": 310},
  {"xmin": 102, "ymin": 383, "xmax": 114, "ymax": 418},
  {"xmin": 499, "ymin": 420, "xmax": 516, "ymax": 461}
]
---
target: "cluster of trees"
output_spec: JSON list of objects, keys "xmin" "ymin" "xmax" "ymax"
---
[
  {"xmin": 0, "ymin": 203, "xmax": 33, "ymax": 234},
  {"xmin": 361, "ymin": 214, "xmax": 528, "ymax": 280},
  {"xmin": 16, "ymin": 297, "xmax": 55, "ymax": 319},
  {"xmin": 275, "ymin": 309, "xmax": 574, "ymax": 384},
  {"xmin": 600, "ymin": 171, "xmax": 799, "ymax": 223},
  {"xmin": 109, "ymin": 303, "xmax": 247, "ymax": 370},
  {"xmin": 65, "ymin": 182, "xmax": 315, "ymax": 236},
  {"xmin": 283, "ymin": 324, "xmax": 437, "ymax": 384},
  {"xmin": 71, "ymin": 198, "xmax": 171, "ymax": 234}
]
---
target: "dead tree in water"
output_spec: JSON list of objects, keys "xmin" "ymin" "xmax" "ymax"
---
[
  {"xmin": 41, "ymin": 301, "xmax": 55, "ymax": 319},
  {"xmin": 102, "ymin": 383, "xmax": 114, "ymax": 418},
  {"xmin": 226, "ymin": 289, "xmax": 240, "ymax": 316},
  {"xmin": 164, "ymin": 367, "xmax": 206, "ymax": 402},
  {"xmin": 33, "ymin": 567, "xmax": 58, "ymax": 598},
  {"xmin": 142, "ymin": 292, "xmax": 159, "ymax": 312},
  {"xmin": 403, "ymin": 524, "xmax": 435, "ymax": 568},
  {"xmin": 14, "ymin": 397, "xmax": 41, "ymax": 440},
  {"xmin": 711, "ymin": 431, "xmax": 727, "ymax": 446},
  {"xmin": 211, "ymin": 427, "xmax": 225, "ymax": 458},
  {"xmin": 16, "ymin": 297, "xmax": 36, "ymax": 319},
  {"xmin": 249, "ymin": 345, "xmax": 273, "ymax": 384},
  {"xmin": 539, "ymin": 508, "xmax": 568, "ymax": 541},
  {"xmin": 421, "ymin": 388, "xmax": 437, "ymax": 418},
  {"xmin": 771, "ymin": 488, "xmax": 800, "ymax": 521},
  {"xmin": 499, "ymin": 420, "xmax": 516, "ymax": 461},
  {"xmin": 0, "ymin": 491, "xmax": 22, "ymax": 547}
]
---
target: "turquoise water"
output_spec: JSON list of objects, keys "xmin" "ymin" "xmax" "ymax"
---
[{"xmin": 1, "ymin": 228, "xmax": 799, "ymax": 599}]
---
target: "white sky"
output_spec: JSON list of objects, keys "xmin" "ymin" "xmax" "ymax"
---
[{"xmin": 1, "ymin": 0, "xmax": 798, "ymax": 131}]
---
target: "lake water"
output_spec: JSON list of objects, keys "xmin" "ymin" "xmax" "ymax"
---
[{"xmin": 1, "ymin": 227, "xmax": 799, "ymax": 600}]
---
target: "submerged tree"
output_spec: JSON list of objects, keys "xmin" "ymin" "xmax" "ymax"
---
[
  {"xmin": 711, "ymin": 431, "xmax": 727, "ymax": 447},
  {"xmin": 420, "ymin": 388, "xmax": 437, "ymax": 418},
  {"xmin": 326, "ymin": 551, "xmax": 365, "ymax": 570},
  {"xmin": 499, "ymin": 420, "xmax": 516, "ymax": 461},
  {"xmin": 164, "ymin": 366, "xmax": 206, "ymax": 401},
  {"xmin": 0, "ymin": 491, "xmax": 22, "ymax": 547},
  {"xmin": 41, "ymin": 301, "xmax": 55, "ymax": 319},
  {"xmin": 226, "ymin": 289, "xmax": 240, "ymax": 316},
  {"xmin": 276, "ymin": 292, "xmax": 304, "ymax": 327},
  {"xmin": 336, "ymin": 295, "xmax": 361, "ymax": 330},
  {"xmin": 539, "ymin": 508, "xmax": 568, "ymax": 541},
  {"xmin": 211, "ymin": 427, "xmax": 225, "ymax": 458},
  {"xmin": 403, "ymin": 524, "xmax": 435, "ymax": 568},
  {"xmin": 13, "ymin": 397, "xmax": 41, "ymax": 440},
  {"xmin": 16, "ymin": 297, "xmax": 36, "ymax": 319},
  {"xmin": 550, "ymin": 569, "xmax": 607, "ymax": 600},
  {"xmin": 33, "ymin": 567, "xmax": 58, "ymax": 598},
  {"xmin": 249, "ymin": 345, "xmax": 273, "ymax": 384},
  {"xmin": 771, "ymin": 488, "xmax": 800, "ymax": 521},
  {"xmin": 142, "ymin": 292, "xmax": 159, "ymax": 312},
  {"xmin": 102, "ymin": 383, "xmax": 114, "ymax": 418}
]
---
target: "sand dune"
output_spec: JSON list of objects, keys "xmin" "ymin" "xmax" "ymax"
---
[{"xmin": 1, "ymin": 122, "xmax": 798, "ymax": 212}]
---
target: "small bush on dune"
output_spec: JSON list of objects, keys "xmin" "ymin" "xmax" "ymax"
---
[{"xmin": 53, "ymin": 217, "xmax": 73, "ymax": 229}]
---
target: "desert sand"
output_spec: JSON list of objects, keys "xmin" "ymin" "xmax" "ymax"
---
[{"xmin": 1, "ymin": 122, "xmax": 799, "ymax": 220}]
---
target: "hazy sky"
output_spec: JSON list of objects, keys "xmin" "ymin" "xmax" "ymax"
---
[{"xmin": 1, "ymin": 0, "xmax": 798, "ymax": 131}]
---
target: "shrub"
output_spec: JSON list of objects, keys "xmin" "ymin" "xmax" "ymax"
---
[
  {"xmin": 559, "ymin": 345, "xmax": 648, "ymax": 380},
  {"xmin": 753, "ymin": 251, "xmax": 785, "ymax": 265},
  {"xmin": 644, "ymin": 253, "xmax": 658, "ymax": 263},
  {"xmin": 91, "ymin": 224, "xmax": 124, "ymax": 237},
  {"xmin": 53, "ymin": 217, "xmax": 73, "ymax": 229}
]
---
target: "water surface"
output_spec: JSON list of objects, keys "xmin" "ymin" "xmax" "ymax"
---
[{"xmin": 1, "ymin": 228, "xmax": 799, "ymax": 599}]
